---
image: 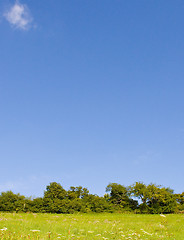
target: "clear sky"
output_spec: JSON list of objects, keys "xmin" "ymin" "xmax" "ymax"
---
[{"xmin": 0, "ymin": 0, "xmax": 184, "ymax": 197}]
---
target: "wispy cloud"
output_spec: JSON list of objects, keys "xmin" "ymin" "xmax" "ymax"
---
[
  {"xmin": 4, "ymin": 1, "xmax": 33, "ymax": 30},
  {"xmin": 0, "ymin": 175, "xmax": 50, "ymax": 197},
  {"xmin": 133, "ymin": 150, "xmax": 155, "ymax": 166}
]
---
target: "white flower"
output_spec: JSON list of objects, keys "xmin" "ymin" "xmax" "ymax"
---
[{"xmin": 0, "ymin": 227, "xmax": 7, "ymax": 231}]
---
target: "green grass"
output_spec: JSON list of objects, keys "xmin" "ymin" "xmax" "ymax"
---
[{"xmin": 0, "ymin": 212, "xmax": 183, "ymax": 239}]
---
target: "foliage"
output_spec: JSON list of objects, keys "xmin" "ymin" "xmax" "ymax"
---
[
  {"xmin": 44, "ymin": 182, "xmax": 66, "ymax": 200},
  {"xmin": 175, "ymin": 192, "xmax": 184, "ymax": 211},
  {"xmin": 131, "ymin": 182, "xmax": 177, "ymax": 213},
  {"xmin": 106, "ymin": 183, "xmax": 138, "ymax": 211},
  {"xmin": 0, "ymin": 181, "xmax": 182, "ymax": 214},
  {"xmin": 0, "ymin": 191, "xmax": 26, "ymax": 212}
]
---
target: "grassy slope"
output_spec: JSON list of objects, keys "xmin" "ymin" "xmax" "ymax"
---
[{"xmin": 0, "ymin": 213, "xmax": 183, "ymax": 239}]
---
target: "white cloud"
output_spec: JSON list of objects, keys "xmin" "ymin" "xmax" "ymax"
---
[{"xmin": 4, "ymin": 1, "xmax": 33, "ymax": 30}]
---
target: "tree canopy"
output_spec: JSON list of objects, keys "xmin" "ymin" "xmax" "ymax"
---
[{"xmin": 0, "ymin": 181, "xmax": 182, "ymax": 214}]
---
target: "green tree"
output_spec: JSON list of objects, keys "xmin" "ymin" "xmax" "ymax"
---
[
  {"xmin": 175, "ymin": 192, "xmax": 184, "ymax": 211},
  {"xmin": 106, "ymin": 183, "xmax": 137, "ymax": 211},
  {"xmin": 27, "ymin": 197, "xmax": 45, "ymax": 213},
  {"xmin": 131, "ymin": 182, "xmax": 177, "ymax": 213},
  {"xmin": 44, "ymin": 182, "xmax": 66, "ymax": 200},
  {"xmin": 0, "ymin": 191, "xmax": 26, "ymax": 212},
  {"xmin": 67, "ymin": 186, "xmax": 89, "ymax": 200}
]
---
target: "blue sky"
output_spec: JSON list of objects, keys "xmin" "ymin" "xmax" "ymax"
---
[{"xmin": 0, "ymin": 0, "xmax": 184, "ymax": 197}]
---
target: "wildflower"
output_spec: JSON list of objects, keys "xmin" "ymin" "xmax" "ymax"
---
[
  {"xmin": 30, "ymin": 229, "xmax": 40, "ymax": 232},
  {"xmin": 88, "ymin": 231, "xmax": 94, "ymax": 233},
  {"xmin": 140, "ymin": 229, "xmax": 152, "ymax": 236},
  {"xmin": 160, "ymin": 214, "xmax": 166, "ymax": 218},
  {"xmin": 0, "ymin": 227, "xmax": 7, "ymax": 231}
]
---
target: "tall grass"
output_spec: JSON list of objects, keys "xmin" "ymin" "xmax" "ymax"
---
[{"xmin": 0, "ymin": 212, "xmax": 183, "ymax": 239}]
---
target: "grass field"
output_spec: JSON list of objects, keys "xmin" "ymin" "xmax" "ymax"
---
[{"xmin": 0, "ymin": 213, "xmax": 183, "ymax": 239}]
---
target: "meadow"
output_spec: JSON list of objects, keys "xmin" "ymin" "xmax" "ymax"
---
[{"xmin": 0, "ymin": 213, "xmax": 183, "ymax": 239}]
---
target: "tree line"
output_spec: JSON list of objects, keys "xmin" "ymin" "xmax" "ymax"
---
[{"xmin": 0, "ymin": 182, "xmax": 183, "ymax": 214}]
